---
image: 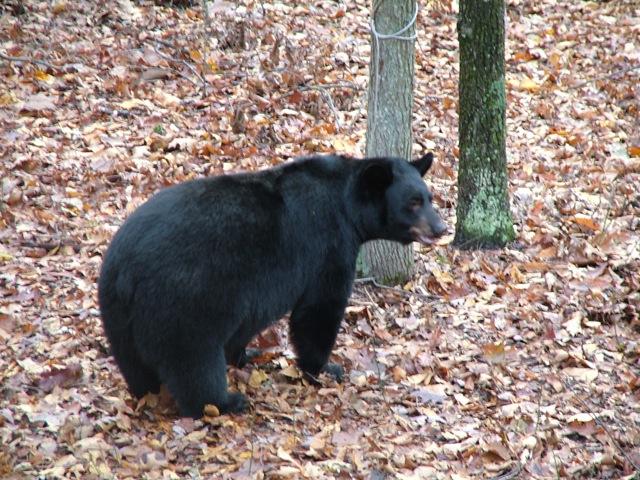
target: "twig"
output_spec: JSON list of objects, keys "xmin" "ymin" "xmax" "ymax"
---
[
  {"xmin": 354, "ymin": 276, "xmax": 438, "ymax": 304},
  {"xmin": 297, "ymin": 83, "xmax": 359, "ymax": 130},
  {"xmin": 298, "ymin": 82, "xmax": 357, "ymax": 91},
  {"xmin": 371, "ymin": 345, "xmax": 389, "ymax": 405},
  {"xmin": 568, "ymin": 64, "xmax": 640, "ymax": 90},
  {"xmin": 561, "ymin": 377, "xmax": 640, "ymax": 471},
  {"xmin": 142, "ymin": 37, "xmax": 207, "ymax": 93},
  {"xmin": 199, "ymin": 0, "xmax": 211, "ymax": 97},
  {"xmin": 201, "ymin": 0, "xmax": 212, "ymax": 34},
  {"xmin": 153, "ymin": 38, "xmax": 184, "ymax": 52},
  {"xmin": 488, "ymin": 463, "xmax": 523, "ymax": 480},
  {"xmin": 248, "ymin": 410, "xmax": 255, "ymax": 476},
  {"xmin": 488, "ymin": 380, "xmax": 545, "ymax": 480},
  {"xmin": 150, "ymin": 45, "xmax": 205, "ymax": 90},
  {"xmin": 591, "ymin": 171, "xmax": 621, "ymax": 235},
  {"xmin": 19, "ymin": 239, "xmax": 80, "ymax": 251},
  {"xmin": 309, "ymin": 86, "xmax": 342, "ymax": 129},
  {"xmin": 0, "ymin": 52, "xmax": 56, "ymax": 70}
]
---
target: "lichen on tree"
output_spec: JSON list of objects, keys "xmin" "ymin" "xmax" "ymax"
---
[{"xmin": 454, "ymin": 0, "xmax": 515, "ymax": 250}]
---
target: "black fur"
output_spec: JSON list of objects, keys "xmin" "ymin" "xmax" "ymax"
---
[{"xmin": 98, "ymin": 154, "xmax": 446, "ymax": 418}]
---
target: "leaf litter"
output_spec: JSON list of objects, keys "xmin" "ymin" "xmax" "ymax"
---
[{"xmin": 0, "ymin": 0, "xmax": 639, "ymax": 478}]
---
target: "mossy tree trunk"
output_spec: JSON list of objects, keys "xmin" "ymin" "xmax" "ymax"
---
[
  {"xmin": 454, "ymin": 0, "xmax": 515, "ymax": 249},
  {"xmin": 361, "ymin": 0, "xmax": 416, "ymax": 285}
]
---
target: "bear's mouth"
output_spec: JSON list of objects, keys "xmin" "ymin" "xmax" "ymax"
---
[{"xmin": 409, "ymin": 226, "xmax": 436, "ymax": 245}]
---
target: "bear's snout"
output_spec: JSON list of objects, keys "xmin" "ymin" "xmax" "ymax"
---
[{"xmin": 409, "ymin": 216, "xmax": 447, "ymax": 244}]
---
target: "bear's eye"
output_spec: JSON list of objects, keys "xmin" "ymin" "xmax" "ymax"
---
[{"xmin": 408, "ymin": 197, "xmax": 423, "ymax": 211}]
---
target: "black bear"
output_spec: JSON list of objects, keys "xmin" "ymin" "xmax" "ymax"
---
[{"xmin": 98, "ymin": 153, "xmax": 447, "ymax": 418}]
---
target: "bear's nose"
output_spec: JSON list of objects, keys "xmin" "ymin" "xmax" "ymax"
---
[{"xmin": 432, "ymin": 221, "xmax": 447, "ymax": 238}]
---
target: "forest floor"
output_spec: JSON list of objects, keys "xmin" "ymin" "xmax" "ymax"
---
[{"xmin": 1, "ymin": 0, "xmax": 639, "ymax": 478}]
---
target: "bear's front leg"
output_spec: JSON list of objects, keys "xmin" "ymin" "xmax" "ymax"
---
[{"xmin": 289, "ymin": 298, "xmax": 347, "ymax": 383}]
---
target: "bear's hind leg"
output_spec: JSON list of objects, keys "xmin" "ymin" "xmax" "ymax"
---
[
  {"xmin": 224, "ymin": 324, "xmax": 262, "ymax": 368},
  {"xmin": 109, "ymin": 336, "xmax": 161, "ymax": 398},
  {"xmin": 160, "ymin": 346, "xmax": 247, "ymax": 418},
  {"xmin": 225, "ymin": 345, "xmax": 262, "ymax": 368}
]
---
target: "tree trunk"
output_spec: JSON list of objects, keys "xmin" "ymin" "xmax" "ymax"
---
[
  {"xmin": 361, "ymin": 0, "xmax": 417, "ymax": 285},
  {"xmin": 454, "ymin": 0, "xmax": 515, "ymax": 249}
]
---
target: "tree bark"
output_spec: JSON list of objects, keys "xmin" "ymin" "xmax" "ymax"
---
[
  {"xmin": 361, "ymin": 0, "xmax": 417, "ymax": 285},
  {"xmin": 454, "ymin": 0, "xmax": 515, "ymax": 249}
]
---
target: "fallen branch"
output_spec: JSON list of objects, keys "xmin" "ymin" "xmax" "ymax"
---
[
  {"xmin": 297, "ymin": 83, "xmax": 358, "ymax": 130},
  {"xmin": 298, "ymin": 82, "xmax": 357, "ymax": 91},
  {"xmin": 20, "ymin": 239, "xmax": 81, "ymax": 252},
  {"xmin": 0, "ymin": 52, "xmax": 56, "ymax": 70},
  {"xmin": 142, "ymin": 37, "xmax": 207, "ymax": 93},
  {"xmin": 488, "ymin": 463, "xmax": 523, "ymax": 480},
  {"xmin": 150, "ymin": 45, "xmax": 204, "ymax": 90},
  {"xmin": 354, "ymin": 276, "xmax": 438, "ymax": 304},
  {"xmin": 568, "ymin": 64, "xmax": 640, "ymax": 90}
]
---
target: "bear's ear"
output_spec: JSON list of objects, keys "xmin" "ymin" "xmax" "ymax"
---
[
  {"xmin": 410, "ymin": 152, "xmax": 434, "ymax": 177},
  {"xmin": 358, "ymin": 160, "xmax": 393, "ymax": 197}
]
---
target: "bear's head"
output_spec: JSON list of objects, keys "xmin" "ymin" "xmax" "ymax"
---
[{"xmin": 356, "ymin": 153, "xmax": 447, "ymax": 245}]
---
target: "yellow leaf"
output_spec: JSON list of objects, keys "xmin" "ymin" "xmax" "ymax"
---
[
  {"xmin": 248, "ymin": 369, "xmax": 268, "ymax": 389},
  {"xmin": 549, "ymin": 52, "xmax": 562, "ymax": 69},
  {"xmin": 237, "ymin": 450, "xmax": 253, "ymax": 460},
  {"xmin": 518, "ymin": 77, "xmax": 540, "ymax": 92},
  {"xmin": 206, "ymin": 58, "xmax": 218, "ymax": 72},
  {"xmin": 628, "ymin": 145, "xmax": 640, "ymax": 158},
  {"xmin": 0, "ymin": 92, "xmax": 18, "ymax": 105},
  {"xmin": 189, "ymin": 49, "xmax": 203, "ymax": 62},
  {"xmin": 0, "ymin": 251, "xmax": 12, "ymax": 262},
  {"xmin": 34, "ymin": 70, "xmax": 55, "ymax": 83},
  {"xmin": 52, "ymin": 1, "xmax": 67, "ymax": 14}
]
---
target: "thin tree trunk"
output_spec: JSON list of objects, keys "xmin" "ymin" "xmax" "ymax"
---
[
  {"xmin": 454, "ymin": 0, "xmax": 515, "ymax": 249},
  {"xmin": 361, "ymin": 0, "xmax": 416, "ymax": 285}
]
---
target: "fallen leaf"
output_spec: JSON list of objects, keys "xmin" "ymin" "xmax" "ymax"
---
[
  {"xmin": 248, "ymin": 369, "xmax": 268, "ymax": 389},
  {"xmin": 38, "ymin": 364, "xmax": 82, "ymax": 393},
  {"xmin": 203, "ymin": 404, "xmax": 220, "ymax": 417},
  {"xmin": 517, "ymin": 77, "xmax": 540, "ymax": 92},
  {"xmin": 483, "ymin": 342, "xmax": 506, "ymax": 364},
  {"xmin": 281, "ymin": 364, "xmax": 302, "ymax": 379},
  {"xmin": 570, "ymin": 214, "xmax": 600, "ymax": 231},
  {"xmin": 21, "ymin": 94, "xmax": 57, "ymax": 111},
  {"xmin": 563, "ymin": 312, "xmax": 583, "ymax": 336},
  {"xmin": 563, "ymin": 368, "xmax": 598, "ymax": 383},
  {"xmin": 414, "ymin": 384, "xmax": 448, "ymax": 404}
]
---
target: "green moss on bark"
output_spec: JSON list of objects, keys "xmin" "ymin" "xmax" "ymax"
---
[{"xmin": 454, "ymin": 0, "xmax": 515, "ymax": 250}]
